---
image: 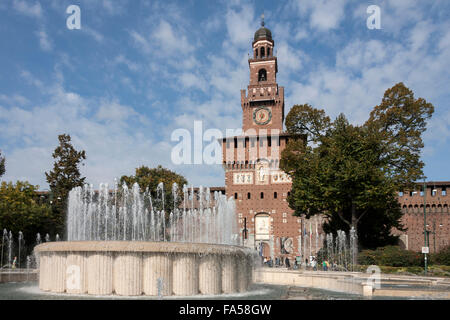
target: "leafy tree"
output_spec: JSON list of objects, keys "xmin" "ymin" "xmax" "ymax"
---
[
  {"xmin": 0, "ymin": 150, "xmax": 5, "ymax": 178},
  {"xmin": 281, "ymin": 83, "xmax": 434, "ymax": 249},
  {"xmin": 120, "ymin": 165, "xmax": 188, "ymax": 213},
  {"xmin": 0, "ymin": 181, "xmax": 55, "ymax": 255},
  {"xmin": 45, "ymin": 134, "xmax": 86, "ymax": 234}
]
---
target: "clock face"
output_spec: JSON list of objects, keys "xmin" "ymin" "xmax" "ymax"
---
[{"xmin": 253, "ymin": 106, "xmax": 272, "ymax": 125}]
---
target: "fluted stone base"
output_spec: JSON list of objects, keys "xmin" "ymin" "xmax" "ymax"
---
[
  {"xmin": 87, "ymin": 253, "xmax": 113, "ymax": 295},
  {"xmin": 173, "ymin": 253, "xmax": 198, "ymax": 296},
  {"xmin": 221, "ymin": 255, "xmax": 237, "ymax": 293},
  {"xmin": 114, "ymin": 253, "xmax": 143, "ymax": 296},
  {"xmin": 35, "ymin": 241, "xmax": 254, "ymax": 296},
  {"xmin": 199, "ymin": 254, "xmax": 221, "ymax": 295},
  {"xmin": 66, "ymin": 253, "xmax": 87, "ymax": 294},
  {"xmin": 143, "ymin": 253, "xmax": 173, "ymax": 296},
  {"xmin": 38, "ymin": 252, "xmax": 51, "ymax": 292}
]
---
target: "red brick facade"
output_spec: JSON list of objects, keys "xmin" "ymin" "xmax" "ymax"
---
[
  {"xmin": 220, "ymin": 23, "xmax": 324, "ymax": 261},
  {"xmin": 396, "ymin": 182, "xmax": 450, "ymax": 253}
]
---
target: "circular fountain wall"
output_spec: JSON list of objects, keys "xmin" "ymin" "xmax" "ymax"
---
[
  {"xmin": 35, "ymin": 182, "xmax": 254, "ymax": 296},
  {"xmin": 35, "ymin": 241, "xmax": 254, "ymax": 296}
]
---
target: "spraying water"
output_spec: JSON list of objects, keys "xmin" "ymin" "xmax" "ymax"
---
[
  {"xmin": 1, "ymin": 229, "xmax": 7, "ymax": 268},
  {"xmin": 67, "ymin": 182, "xmax": 239, "ymax": 245},
  {"xmin": 18, "ymin": 231, "xmax": 24, "ymax": 269},
  {"xmin": 7, "ymin": 231, "xmax": 12, "ymax": 269},
  {"xmin": 324, "ymin": 230, "xmax": 358, "ymax": 271}
]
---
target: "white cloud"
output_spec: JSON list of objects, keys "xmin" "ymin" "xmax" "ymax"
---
[
  {"xmin": 0, "ymin": 81, "xmax": 170, "ymax": 189},
  {"xmin": 0, "ymin": 94, "xmax": 29, "ymax": 106},
  {"xmin": 178, "ymin": 73, "xmax": 207, "ymax": 92},
  {"xmin": 13, "ymin": 0, "xmax": 42, "ymax": 18},
  {"xmin": 36, "ymin": 29, "xmax": 52, "ymax": 51},
  {"xmin": 82, "ymin": 26, "xmax": 104, "ymax": 43},
  {"xmin": 113, "ymin": 55, "xmax": 139, "ymax": 71},
  {"xmin": 225, "ymin": 4, "xmax": 255, "ymax": 48},
  {"xmin": 293, "ymin": 0, "xmax": 347, "ymax": 31},
  {"xmin": 20, "ymin": 70, "xmax": 44, "ymax": 88},
  {"xmin": 151, "ymin": 20, "xmax": 194, "ymax": 56}
]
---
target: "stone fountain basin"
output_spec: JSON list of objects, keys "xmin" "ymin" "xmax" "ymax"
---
[{"xmin": 34, "ymin": 241, "xmax": 254, "ymax": 296}]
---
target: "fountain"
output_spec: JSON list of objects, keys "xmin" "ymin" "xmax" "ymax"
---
[
  {"xmin": 35, "ymin": 182, "xmax": 255, "ymax": 296},
  {"xmin": 320, "ymin": 228, "xmax": 358, "ymax": 272}
]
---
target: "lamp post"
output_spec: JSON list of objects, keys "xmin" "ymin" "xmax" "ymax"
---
[{"xmin": 423, "ymin": 180, "xmax": 428, "ymax": 276}]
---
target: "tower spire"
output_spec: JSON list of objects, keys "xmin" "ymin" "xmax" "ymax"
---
[{"xmin": 261, "ymin": 13, "xmax": 265, "ymax": 27}]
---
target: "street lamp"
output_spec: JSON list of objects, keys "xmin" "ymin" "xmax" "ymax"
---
[{"xmin": 422, "ymin": 179, "xmax": 428, "ymax": 276}]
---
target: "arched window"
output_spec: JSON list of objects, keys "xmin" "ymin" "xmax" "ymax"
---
[
  {"xmin": 258, "ymin": 69, "xmax": 267, "ymax": 82},
  {"xmin": 234, "ymin": 193, "xmax": 238, "ymax": 199},
  {"xmin": 247, "ymin": 192, "xmax": 251, "ymax": 199},
  {"xmin": 260, "ymin": 192, "xmax": 264, "ymax": 199},
  {"xmin": 267, "ymin": 48, "xmax": 271, "ymax": 56},
  {"xmin": 255, "ymin": 49, "xmax": 258, "ymax": 58},
  {"xmin": 274, "ymin": 192, "xmax": 277, "ymax": 199},
  {"xmin": 260, "ymin": 47, "xmax": 265, "ymax": 58}
]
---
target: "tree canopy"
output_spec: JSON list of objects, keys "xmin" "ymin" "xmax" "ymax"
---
[
  {"xmin": 45, "ymin": 134, "xmax": 86, "ymax": 234},
  {"xmin": 280, "ymin": 83, "xmax": 434, "ymax": 249},
  {"xmin": 0, "ymin": 150, "xmax": 5, "ymax": 178},
  {"xmin": 0, "ymin": 181, "xmax": 54, "ymax": 247},
  {"xmin": 120, "ymin": 165, "xmax": 188, "ymax": 212}
]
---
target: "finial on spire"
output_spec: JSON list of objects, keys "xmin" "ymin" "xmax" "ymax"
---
[{"xmin": 261, "ymin": 13, "xmax": 265, "ymax": 27}]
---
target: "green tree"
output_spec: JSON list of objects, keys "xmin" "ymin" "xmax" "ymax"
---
[
  {"xmin": 120, "ymin": 165, "xmax": 188, "ymax": 213},
  {"xmin": 45, "ymin": 134, "xmax": 86, "ymax": 234},
  {"xmin": 0, "ymin": 181, "xmax": 54, "ymax": 253},
  {"xmin": 0, "ymin": 150, "xmax": 5, "ymax": 178},
  {"xmin": 281, "ymin": 83, "xmax": 434, "ymax": 249}
]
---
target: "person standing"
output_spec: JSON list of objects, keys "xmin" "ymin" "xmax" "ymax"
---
[{"xmin": 285, "ymin": 257, "xmax": 291, "ymax": 269}]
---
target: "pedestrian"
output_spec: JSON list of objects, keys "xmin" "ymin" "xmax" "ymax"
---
[
  {"xmin": 323, "ymin": 260, "xmax": 328, "ymax": 271},
  {"xmin": 285, "ymin": 257, "xmax": 291, "ymax": 269}
]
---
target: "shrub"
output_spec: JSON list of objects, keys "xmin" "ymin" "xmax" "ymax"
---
[
  {"xmin": 431, "ymin": 245, "xmax": 450, "ymax": 266},
  {"xmin": 358, "ymin": 246, "xmax": 422, "ymax": 267}
]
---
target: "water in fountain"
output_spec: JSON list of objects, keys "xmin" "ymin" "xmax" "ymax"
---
[
  {"xmin": 1, "ymin": 229, "xmax": 7, "ymax": 268},
  {"xmin": 26, "ymin": 256, "xmax": 31, "ymax": 281},
  {"xmin": 7, "ymin": 231, "xmax": 12, "ymax": 269},
  {"xmin": 67, "ymin": 182, "xmax": 239, "ymax": 245},
  {"xmin": 324, "ymin": 229, "xmax": 358, "ymax": 271},
  {"xmin": 18, "ymin": 231, "xmax": 24, "ymax": 268}
]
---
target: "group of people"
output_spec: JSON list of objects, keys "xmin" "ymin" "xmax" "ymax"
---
[
  {"xmin": 263, "ymin": 255, "xmax": 332, "ymax": 272},
  {"xmin": 262, "ymin": 256, "xmax": 291, "ymax": 268}
]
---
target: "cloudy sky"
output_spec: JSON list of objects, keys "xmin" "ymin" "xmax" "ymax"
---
[{"xmin": 0, "ymin": 0, "xmax": 449, "ymax": 190}]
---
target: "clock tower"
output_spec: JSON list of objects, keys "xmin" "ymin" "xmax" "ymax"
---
[
  {"xmin": 221, "ymin": 17, "xmax": 324, "ymax": 263},
  {"xmin": 241, "ymin": 16, "xmax": 284, "ymax": 133}
]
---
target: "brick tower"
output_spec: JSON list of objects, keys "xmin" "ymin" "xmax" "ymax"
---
[{"xmin": 221, "ymin": 17, "xmax": 324, "ymax": 263}]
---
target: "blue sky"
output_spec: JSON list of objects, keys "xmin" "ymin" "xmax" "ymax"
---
[{"xmin": 0, "ymin": 0, "xmax": 449, "ymax": 189}]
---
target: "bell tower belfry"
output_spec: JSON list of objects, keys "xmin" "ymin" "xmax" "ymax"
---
[{"xmin": 241, "ymin": 15, "xmax": 285, "ymax": 133}]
